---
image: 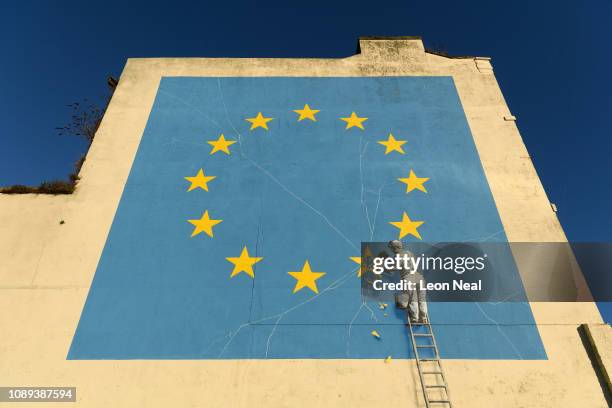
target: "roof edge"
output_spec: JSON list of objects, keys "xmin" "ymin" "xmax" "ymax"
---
[{"xmin": 358, "ymin": 36, "xmax": 423, "ymax": 41}]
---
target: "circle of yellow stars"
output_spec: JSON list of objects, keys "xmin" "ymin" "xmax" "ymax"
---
[{"xmin": 183, "ymin": 104, "xmax": 431, "ymax": 294}]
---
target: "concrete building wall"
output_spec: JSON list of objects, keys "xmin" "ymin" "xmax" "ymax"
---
[{"xmin": 0, "ymin": 37, "xmax": 609, "ymax": 407}]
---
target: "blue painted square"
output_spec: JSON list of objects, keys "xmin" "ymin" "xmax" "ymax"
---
[{"xmin": 68, "ymin": 77, "xmax": 546, "ymax": 360}]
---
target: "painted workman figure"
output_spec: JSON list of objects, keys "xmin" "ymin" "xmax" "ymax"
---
[{"xmin": 387, "ymin": 240, "xmax": 428, "ymax": 324}]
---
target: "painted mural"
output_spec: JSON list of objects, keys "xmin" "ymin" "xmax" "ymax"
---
[{"xmin": 68, "ymin": 77, "xmax": 545, "ymax": 359}]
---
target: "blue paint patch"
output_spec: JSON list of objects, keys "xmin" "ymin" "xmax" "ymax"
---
[{"xmin": 68, "ymin": 77, "xmax": 546, "ymax": 360}]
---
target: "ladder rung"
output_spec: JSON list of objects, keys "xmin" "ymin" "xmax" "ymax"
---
[{"xmin": 407, "ymin": 318, "xmax": 451, "ymax": 406}]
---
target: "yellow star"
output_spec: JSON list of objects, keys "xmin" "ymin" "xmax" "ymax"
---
[
  {"xmin": 349, "ymin": 257, "xmax": 365, "ymax": 277},
  {"xmin": 350, "ymin": 246, "xmax": 373, "ymax": 277},
  {"xmin": 378, "ymin": 133, "xmax": 406, "ymax": 155},
  {"xmin": 340, "ymin": 112, "xmax": 368, "ymax": 130},
  {"xmin": 288, "ymin": 260, "xmax": 326, "ymax": 294},
  {"xmin": 389, "ymin": 212, "xmax": 424, "ymax": 240},
  {"xmin": 398, "ymin": 169, "xmax": 429, "ymax": 193},
  {"xmin": 293, "ymin": 104, "xmax": 320, "ymax": 122},
  {"xmin": 188, "ymin": 210, "xmax": 222, "ymax": 238},
  {"xmin": 184, "ymin": 168, "xmax": 216, "ymax": 192},
  {"xmin": 226, "ymin": 246, "xmax": 263, "ymax": 278},
  {"xmin": 246, "ymin": 112, "xmax": 274, "ymax": 130},
  {"xmin": 207, "ymin": 134, "xmax": 236, "ymax": 155}
]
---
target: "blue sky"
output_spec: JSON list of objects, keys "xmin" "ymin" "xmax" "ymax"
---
[{"xmin": 1, "ymin": 0, "xmax": 610, "ymax": 321}]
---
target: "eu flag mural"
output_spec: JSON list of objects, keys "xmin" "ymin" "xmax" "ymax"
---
[{"xmin": 68, "ymin": 77, "xmax": 546, "ymax": 360}]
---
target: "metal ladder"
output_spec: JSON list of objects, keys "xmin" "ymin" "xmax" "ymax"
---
[{"xmin": 407, "ymin": 318, "xmax": 453, "ymax": 408}]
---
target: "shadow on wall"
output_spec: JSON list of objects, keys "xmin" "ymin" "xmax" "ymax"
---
[{"xmin": 578, "ymin": 324, "xmax": 612, "ymax": 406}]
